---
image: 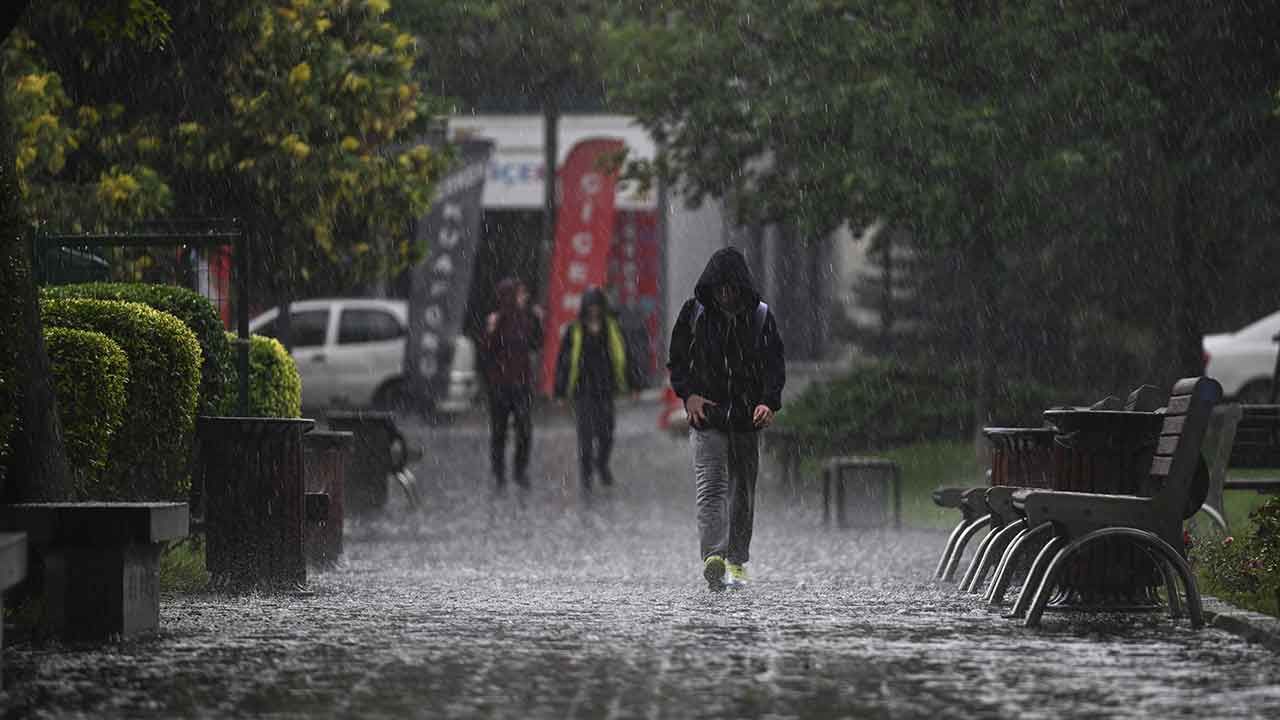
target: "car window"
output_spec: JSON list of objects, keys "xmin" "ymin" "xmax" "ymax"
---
[
  {"xmin": 291, "ymin": 309, "xmax": 329, "ymax": 347},
  {"xmin": 338, "ymin": 308, "xmax": 404, "ymax": 345},
  {"xmin": 1238, "ymin": 309, "xmax": 1280, "ymax": 341},
  {"xmin": 254, "ymin": 315, "xmax": 278, "ymax": 338}
]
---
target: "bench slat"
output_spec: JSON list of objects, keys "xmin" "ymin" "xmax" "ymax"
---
[{"xmin": 1151, "ymin": 455, "xmax": 1173, "ymax": 476}]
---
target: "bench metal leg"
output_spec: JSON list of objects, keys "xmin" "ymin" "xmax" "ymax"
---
[
  {"xmin": 959, "ymin": 520, "xmax": 1003, "ymax": 591},
  {"xmin": 935, "ymin": 517, "xmax": 973, "ymax": 579},
  {"xmin": 942, "ymin": 514, "xmax": 992, "ymax": 582},
  {"xmin": 1199, "ymin": 504, "xmax": 1228, "ymax": 534},
  {"xmin": 963, "ymin": 518, "xmax": 1026, "ymax": 594},
  {"xmin": 1022, "ymin": 528, "xmax": 1203, "ymax": 628},
  {"xmin": 1009, "ymin": 535, "xmax": 1065, "ymax": 619},
  {"xmin": 987, "ymin": 522, "xmax": 1052, "ymax": 606}
]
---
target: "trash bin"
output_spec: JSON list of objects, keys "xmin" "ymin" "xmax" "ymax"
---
[
  {"xmin": 196, "ymin": 416, "xmax": 314, "ymax": 590},
  {"xmin": 303, "ymin": 430, "xmax": 351, "ymax": 567},
  {"xmin": 822, "ymin": 456, "xmax": 901, "ymax": 529}
]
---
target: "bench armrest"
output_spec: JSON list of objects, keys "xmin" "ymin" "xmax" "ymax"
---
[{"xmin": 932, "ymin": 486, "xmax": 979, "ymax": 508}]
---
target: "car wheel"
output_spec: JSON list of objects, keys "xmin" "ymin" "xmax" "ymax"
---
[
  {"xmin": 1237, "ymin": 380, "xmax": 1275, "ymax": 405},
  {"xmin": 372, "ymin": 379, "xmax": 413, "ymax": 413}
]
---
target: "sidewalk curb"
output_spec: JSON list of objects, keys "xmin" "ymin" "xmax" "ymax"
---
[{"xmin": 1203, "ymin": 596, "xmax": 1280, "ymax": 653}]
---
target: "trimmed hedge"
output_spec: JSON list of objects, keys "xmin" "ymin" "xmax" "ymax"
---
[
  {"xmin": 227, "ymin": 331, "xmax": 302, "ymax": 418},
  {"xmin": 41, "ymin": 298, "xmax": 202, "ymax": 500},
  {"xmin": 776, "ymin": 361, "xmax": 1079, "ymax": 455},
  {"xmin": 42, "ymin": 282, "xmax": 234, "ymax": 416},
  {"xmin": 44, "ymin": 327, "xmax": 129, "ymax": 497}
]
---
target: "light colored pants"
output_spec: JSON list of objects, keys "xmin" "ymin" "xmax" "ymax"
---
[{"xmin": 690, "ymin": 427, "xmax": 759, "ymax": 564}]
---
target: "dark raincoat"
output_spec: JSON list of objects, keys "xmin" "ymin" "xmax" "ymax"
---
[{"xmin": 667, "ymin": 248, "xmax": 785, "ymax": 433}]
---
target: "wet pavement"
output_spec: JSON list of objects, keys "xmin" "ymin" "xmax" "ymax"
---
[{"xmin": 3, "ymin": 399, "xmax": 1280, "ymax": 719}]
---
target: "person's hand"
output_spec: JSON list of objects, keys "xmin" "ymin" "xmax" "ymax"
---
[
  {"xmin": 686, "ymin": 394, "xmax": 716, "ymax": 428},
  {"xmin": 486, "ymin": 312, "xmax": 498, "ymax": 334},
  {"xmin": 531, "ymin": 304, "xmax": 544, "ymax": 320},
  {"xmin": 753, "ymin": 404, "xmax": 774, "ymax": 428}
]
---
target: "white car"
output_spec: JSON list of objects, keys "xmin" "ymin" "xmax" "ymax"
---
[
  {"xmin": 249, "ymin": 298, "xmax": 479, "ymax": 414},
  {"xmin": 1203, "ymin": 309, "xmax": 1280, "ymax": 403}
]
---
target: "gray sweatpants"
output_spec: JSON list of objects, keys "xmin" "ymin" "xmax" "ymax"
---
[{"xmin": 690, "ymin": 427, "xmax": 759, "ymax": 564}]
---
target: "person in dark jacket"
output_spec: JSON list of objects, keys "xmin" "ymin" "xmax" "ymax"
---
[
  {"xmin": 553, "ymin": 287, "xmax": 635, "ymax": 492},
  {"xmin": 667, "ymin": 247, "xmax": 785, "ymax": 589},
  {"xmin": 479, "ymin": 277, "xmax": 543, "ymax": 489}
]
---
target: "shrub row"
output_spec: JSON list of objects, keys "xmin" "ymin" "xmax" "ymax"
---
[
  {"xmin": 44, "ymin": 326, "xmax": 129, "ymax": 497},
  {"xmin": 231, "ymin": 332, "xmax": 302, "ymax": 418},
  {"xmin": 776, "ymin": 361, "xmax": 1079, "ymax": 456},
  {"xmin": 42, "ymin": 283, "xmax": 234, "ymax": 415},
  {"xmin": 41, "ymin": 297, "xmax": 201, "ymax": 500}
]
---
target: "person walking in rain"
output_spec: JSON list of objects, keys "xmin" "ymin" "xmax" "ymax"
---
[
  {"xmin": 667, "ymin": 247, "xmax": 785, "ymax": 589},
  {"xmin": 480, "ymin": 277, "xmax": 543, "ymax": 490},
  {"xmin": 553, "ymin": 287, "xmax": 637, "ymax": 493}
]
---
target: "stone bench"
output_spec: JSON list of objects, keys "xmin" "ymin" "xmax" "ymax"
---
[
  {"xmin": 0, "ymin": 532, "xmax": 27, "ymax": 688},
  {"xmin": 0, "ymin": 503, "xmax": 187, "ymax": 640}
]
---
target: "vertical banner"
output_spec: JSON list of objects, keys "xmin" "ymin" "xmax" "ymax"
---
[
  {"xmin": 405, "ymin": 139, "xmax": 493, "ymax": 411},
  {"xmin": 540, "ymin": 137, "xmax": 626, "ymax": 394}
]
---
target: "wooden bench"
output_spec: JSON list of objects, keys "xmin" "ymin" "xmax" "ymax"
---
[
  {"xmin": 999, "ymin": 377, "xmax": 1220, "ymax": 628},
  {"xmin": 326, "ymin": 410, "xmax": 420, "ymax": 514},
  {"xmin": 0, "ymin": 503, "xmax": 187, "ymax": 639}
]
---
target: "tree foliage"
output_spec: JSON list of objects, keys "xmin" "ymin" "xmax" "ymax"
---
[
  {"xmin": 607, "ymin": 1, "xmax": 1280, "ymax": 405},
  {"xmin": 9, "ymin": 0, "xmax": 449, "ymax": 299}
]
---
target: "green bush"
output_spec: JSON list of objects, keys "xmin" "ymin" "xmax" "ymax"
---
[
  {"xmin": 776, "ymin": 361, "xmax": 1079, "ymax": 455},
  {"xmin": 1193, "ymin": 496, "xmax": 1280, "ymax": 617},
  {"xmin": 42, "ymin": 282, "xmax": 234, "ymax": 416},
  {"xmin": 41, "ymin": 298, "xmax": 202, "ymax": 500},
  {"xmin": 44, "ymin": 327, "xmax": 130, "ymax": 497},
  {"xmin": 226, "ymin": 332, "xmax": 301, "ymax": 418}
]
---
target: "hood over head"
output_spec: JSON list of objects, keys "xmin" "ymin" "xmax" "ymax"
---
[
  {"xmin": 578, "ymin": 286, "xmax": 610, "ymax": 321},
  {"xmin": 694, "ymin": 247, "xmax": 759, "ymax": 313},
  {"xmin": 495, "ymin": 277, "xmax": 520, "ymax": 312}
]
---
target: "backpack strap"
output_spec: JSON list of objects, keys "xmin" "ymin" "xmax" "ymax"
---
[{"xmin": 692, "ymin": 299, "xmax": 767, "ymax": 345}]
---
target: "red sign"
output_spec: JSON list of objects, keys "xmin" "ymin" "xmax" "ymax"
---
[{"xmin": 540, "ymin": 138, "xmax": 625, "ymax": 393}]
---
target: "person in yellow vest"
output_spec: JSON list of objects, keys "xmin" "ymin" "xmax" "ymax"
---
[{"xmin": 553, "ymin": 287, "xmax": 635, "ymax": 492}]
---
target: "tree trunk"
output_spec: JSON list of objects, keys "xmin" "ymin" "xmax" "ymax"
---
[
  {"xmin": 0, "ymin": 25, "xmax": 73, "ymax": 501},
  {"xmin": 540, "ymin": 96, "xmax": 559, "ymax": 300},
  {"xmin": 1169, "ymin": 183, "xmax": 1207, "ymax": 384},
  {"xmin": 970, "ymin": 255, "xmax": 997, "ymax": 469}
]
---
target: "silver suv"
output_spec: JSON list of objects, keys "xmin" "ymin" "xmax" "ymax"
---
[{"xmin": 249, "ymin": 298, "xmax": 478, "ymax": 413}]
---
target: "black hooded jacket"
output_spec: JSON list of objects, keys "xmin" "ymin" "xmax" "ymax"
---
[
  {"xmin": 552, "ymin": 287, "xmax": 631, "ymax": 398},
  {"xmin": 667, "ymin": 248, "xmax": 785, "ymax": 432}
]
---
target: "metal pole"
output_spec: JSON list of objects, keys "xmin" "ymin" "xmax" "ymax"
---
[{"xmin": 235, "ymin": 231, "xmax": 250, "ymax": 416}]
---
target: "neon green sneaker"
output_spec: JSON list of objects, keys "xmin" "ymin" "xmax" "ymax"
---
[
  {"xmin": 703, "ymin": 555, "xmax": 726, "ymax": 590},
  {"xmin": 725, "ymin": 562, "xmax": 747, "ymax": 587}
]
